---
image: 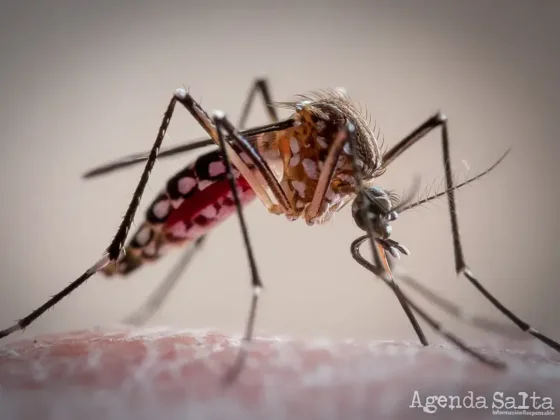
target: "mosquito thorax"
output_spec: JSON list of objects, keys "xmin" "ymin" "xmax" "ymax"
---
[
  {"xmin": 351, "ymin": 186, "xmax": 397, "ymax": 240},
  {"xmin": 263, "ymin": 89, "xmax": 384, "ymax": 225}
]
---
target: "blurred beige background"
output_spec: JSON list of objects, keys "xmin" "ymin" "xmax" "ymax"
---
[{"xmin": 0, "ymin": 0, "xmax": 558, "ymax": 348}]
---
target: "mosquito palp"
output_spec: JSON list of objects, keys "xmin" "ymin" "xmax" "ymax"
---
[
  {"xmin": 350, "ymin": 235, "xmax": 506, "ymax": 369},
  {"xmin": 1, "ymin": 78, "xmax": 557, "ymax": 379}
]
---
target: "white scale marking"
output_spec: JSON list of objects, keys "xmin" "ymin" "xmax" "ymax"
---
[
  {"xmin": 178, "ymin": 177, "xmax": 197, "ymax": 195},
  {"xmin": 289, "ymin": 154, "xmax": 300, "ymax": 167},
  {"xmin": 152, "ymin": 200, "xmax": 170, "ymax": 219},
  {"xmin": 302, "ymin": 158, "xmax": 318, "ymax": 180},
  {"xmin": 185, "ymin": 223, "xmax": 207, "ymax": 239},
  {"xmin": 292, "ymin": 181, "xmax": 307, "ymax": 197},
  {"xmin": 208, "ymin": 161, "xmax": 226, "ymax": 177},
  {"xmin": 296, "ymin": 100, "xmax": 312, "ymax": 110},
  {"xmin": 342, "ymin": 141, "xmax": 351, "ymax": 155},
  {"xmin": 199, "ymin": 205, "xmax": 218, "ymax": 219},
  {"xmin": 317, "ymin": 136, "xmax": 328, "ymax": 149},
  {"xmin": 174, "ymin": 88, "xmax": 187, "ymax": 99},
  {"xmin": 290, "ymin": 137, "xmax": 300, "ymax": 154},
  {"xmin": 135, "ymin": 226, "xmax": 152, "ymax": 246},
  {"xmin": 212, "ymin": 109, "xmax": 226, "ymax": 119},
  {"xmin": 143, "ymin": 242, "xmax": 158, "ymax": 257},
  {"xmin": 198, "ymin": 179, "xmax": 213, "ymax": 191},
  {"xmin": 169, "ymin": 222, "xmax": 189, "ymax": 239}
]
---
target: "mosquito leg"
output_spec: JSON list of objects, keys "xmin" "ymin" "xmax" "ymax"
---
[
  {"xmin": 0, "ymin": 88, "xmax": 255, "ymax": 340},
  {"xmin": 375, "ymin": 241, "xmax": 429, "ymax": 345},
  {"xmin": 212, "ymin": 111, "xmax": 264, "ymax": 382},
  {"xmin": 351, "ymin": 235, "xmax": 506, "ymax": 369},
  {"xmin": 84, "ymin": 77, "xmax": 280, "ymax": 179},
  {"xmin": 122, "ymin": 236, "xmax": 207, "ymax": 326},
  {"xmin": 0, "ymin": 93, "xmax": 185, "ymax": 339},
  {"xmin": 238, "ymin": 77, "xmax": 279, "ymax": 127},
  {"xmin": 382, "ymin": 112, "xmax": 560, "ymax": 352},
  {"xmin": 122, "ymin": 78, "xmax": 281, "ymax": 326},
  {"xmin": 385, "ymin": 257, "xmax": 528, "ymax": 339},
  {"xmin": 301, "ymin": 118, "xmax": 427, "ymax": 344},
  {"xmin": 179, "ymin": 77, "xmax": 296, "ymax": 220},
  {"xmin": 345, "ymin": 121, "xmax": 429, "ymax": 346},
  {"xmin": 82, "ymin": 139, "xmax": 216, "ymax": 179}
]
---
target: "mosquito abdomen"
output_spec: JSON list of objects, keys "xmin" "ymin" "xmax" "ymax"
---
[{"xmin": 101, "ymin": 150, "xmax": 256, "ymax": 277}]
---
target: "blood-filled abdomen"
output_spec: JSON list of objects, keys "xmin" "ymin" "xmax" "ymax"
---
[{"xmin": 102, "ymin": 150, "xmax": 256, "ymax": 277}]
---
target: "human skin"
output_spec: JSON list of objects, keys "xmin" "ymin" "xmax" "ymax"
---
[{"xmin": 0, "ymin": 327, "xmax": 559, "ymax": 420}]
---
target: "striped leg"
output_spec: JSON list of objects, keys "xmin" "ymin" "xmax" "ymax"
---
[
  {"xmin": 0, "ymin": 83, "xmax": 273, "ymax": 340},
  {"xmin": 123, "ymin": 78, "xmax": 281, "ymax": 326}
]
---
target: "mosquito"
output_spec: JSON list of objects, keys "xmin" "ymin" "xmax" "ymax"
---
[{"xmin": 1, "ymin": 78, "xmax": 557, "ymax": 373}]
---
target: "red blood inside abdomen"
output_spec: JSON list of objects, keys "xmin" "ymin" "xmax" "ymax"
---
[{"xmin": 164, "ymin": 176, "xmax": 255, "ymax": 238}]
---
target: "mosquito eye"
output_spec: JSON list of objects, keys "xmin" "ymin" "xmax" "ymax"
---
[
  {"xmin": 369, "ymin": 186, "xmax": 385, "ymax": 197},
  {"xmin": 368, "ymin": 192, "xmax": 392, "ymax": 214},
  {"xmin": 351, "ymin": 198, "xmax": 394, "ymax": 240}
]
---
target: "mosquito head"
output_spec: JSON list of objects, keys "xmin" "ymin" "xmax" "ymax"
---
[{"xmin": 351, "ymin": 186, "xmax": 398, "ymax": 240}]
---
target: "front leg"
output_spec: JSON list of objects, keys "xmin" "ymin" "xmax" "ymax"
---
[
  {"xmin": 383, "ymin": 112, "xmax": 560, "ymax": 353},
  {"xmin": 0, "ymin": 88, "xmax": 221, "ymax": 339}
]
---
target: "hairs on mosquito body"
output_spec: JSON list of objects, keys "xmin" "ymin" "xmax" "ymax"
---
[
  {"xmin": 287, "ymin": 89, "xmax": 392, "ymax": 163},
  {"xmin": 289, "ymin": 90, "xmax": 386, "ymax": 157},
  {"xmin": 339, "ymin": 94, "xmax": 387, "ymax": 161},
  {"xmin": 272, "ymin": 88, "xmax": 383, "ymax": 176},
  {"xmin": 271, "ymin": 88, "xmax": 508, "ymax": 220}
]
